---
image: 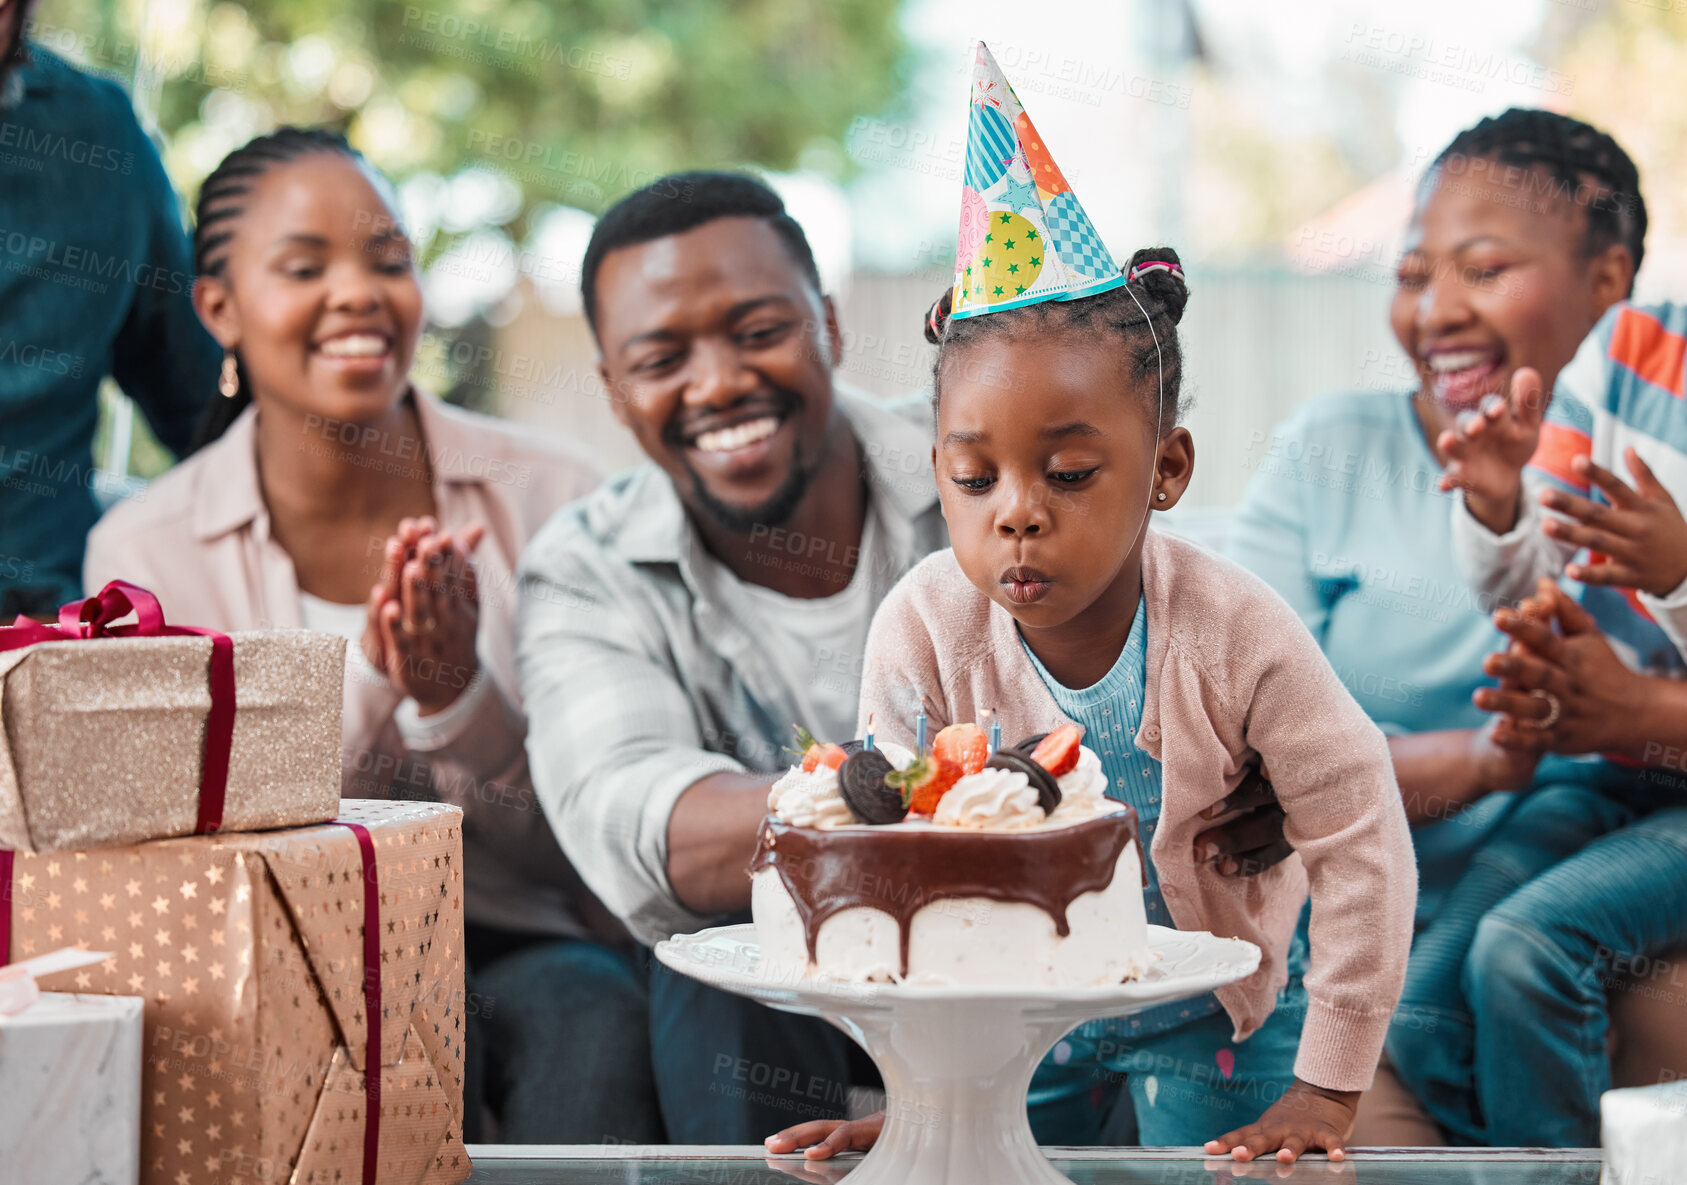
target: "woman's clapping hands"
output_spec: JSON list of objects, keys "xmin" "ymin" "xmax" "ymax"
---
[
  {"xmin": 1476, "ymin": 577, "xmax": 1647, "ymax": 759},
  {"xmin": 362, "ymin": 516, "xmax": 486, "ymax": 714}
]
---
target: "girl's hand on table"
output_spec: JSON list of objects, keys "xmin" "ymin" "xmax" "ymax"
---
[
  {"xmin": 764, "ymin": 1112, "xmax": 883, "ymax": 1160},
  {"xmin": 1538, "ymin": 448, "xmax": 1687, "ymax": 598},
  {"xmin": 1204, "ymin": 1079, "xmax": 1358, "ymax": 1164},
  {"xmin": 1436, "ymin": 366, "xmax": 1546, "ymax": 534}
]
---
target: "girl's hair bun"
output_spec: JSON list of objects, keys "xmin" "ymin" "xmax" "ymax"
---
[
  {"xmin": 1125, "ymin": 246, "xmax": 1188, "ymax": 327},
  {"xmin": 923, "ymin": 286, "xmax": 954, "ymax": 344}
]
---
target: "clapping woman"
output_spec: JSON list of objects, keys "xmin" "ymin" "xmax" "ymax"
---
[{"xmin": 85, "ymin": 128, "xmax": 662, "ymax": 1143}]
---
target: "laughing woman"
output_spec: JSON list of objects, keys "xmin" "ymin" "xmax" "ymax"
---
[
  {"xmin": 84, "ymin": 128, "xmax": 661, "ymax": 1144},
  {"xmin": 1229, "ymin": 109, "xmax": 1649, "ymax": 1142}
]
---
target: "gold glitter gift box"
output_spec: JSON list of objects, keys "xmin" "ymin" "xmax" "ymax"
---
[
  {"xmin": 0, "ymin": 799, "xmax": 471, "ymax": 1185},
  {"xmin": 0, "ymin": 630, "xmax": 343, "ymax": 853}
]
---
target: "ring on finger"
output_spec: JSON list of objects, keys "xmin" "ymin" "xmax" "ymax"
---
[{"xmin": 1530, "ymin": 688, "xmax": 1561, "ymax": 729}]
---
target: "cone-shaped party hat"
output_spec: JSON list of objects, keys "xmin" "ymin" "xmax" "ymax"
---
[{"xmin": 949, "ymin": 41, "xmax": 1124, "ymax": 320}]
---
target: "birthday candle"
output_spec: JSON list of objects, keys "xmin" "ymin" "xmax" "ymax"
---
[
  {"xmin": 914, "ymin": 696, "xmax": 928, "ymax": 752},
  {"xmin": 984, "ymin": 707, "xmax": 1001, "ymax": 751},
  {"xmin": 863, "ymin": 712, "xmax": 876, "ymax": 751}
]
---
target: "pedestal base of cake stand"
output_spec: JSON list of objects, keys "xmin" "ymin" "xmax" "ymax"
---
[{"xmin": 655, "ymin": 924, "xmax": 1260, "ymax": 1185}]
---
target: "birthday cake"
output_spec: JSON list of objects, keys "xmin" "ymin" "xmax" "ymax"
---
[{"xmin": 750, "ymin": 723, "xmax": 1149, "ymax": 986}]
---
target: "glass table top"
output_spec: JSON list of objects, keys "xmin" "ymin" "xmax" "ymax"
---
[{"xmin": 462, "ymin": 1147, "xmax": 1605, "ymax": 1185}]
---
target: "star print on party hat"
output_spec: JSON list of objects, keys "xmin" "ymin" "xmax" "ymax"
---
[{"xmin": 950, "ymin": 41, "xmax": 1124, "ymax": 320}]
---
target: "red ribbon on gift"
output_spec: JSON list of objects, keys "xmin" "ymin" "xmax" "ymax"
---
[
  {"xmin": 0, "ymin": 850, "xmax": 12, "ymax": 965},
  {"xmin": 0, "ymin": 581, "xmax": 236, "ymax": 835},
  {"xmin": 340, "ymin": 820, "xmax": 383, "ymax": 1185}
]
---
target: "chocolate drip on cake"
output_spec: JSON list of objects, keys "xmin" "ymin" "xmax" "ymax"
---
[{"xmin": 751, "ymin": 811, "xmax": 1142, "ymax": 978}]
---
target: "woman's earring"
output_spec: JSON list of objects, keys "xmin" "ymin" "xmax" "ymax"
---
[
  {"xmin": 1155, "ymin": 491, "xmax": 1167, "ymax": 502},
  {"xmin": 219, "ymin": 351, "xmax": 239, "ymax": 399}
]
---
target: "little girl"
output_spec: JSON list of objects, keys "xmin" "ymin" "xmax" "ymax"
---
[{"xmin": 767, "ymin": 245, "xmax": 1417, "ymax": 1163}]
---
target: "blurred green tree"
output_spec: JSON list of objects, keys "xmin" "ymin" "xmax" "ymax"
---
[
  {"xmin": 32, "ymin": 0, "xmax": 908, "ymax": 228},
  {"xmin": 32, "ymin": 0, "xmax": 908, "ymax": 474}
]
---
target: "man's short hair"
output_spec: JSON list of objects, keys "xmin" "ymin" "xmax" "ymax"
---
[{"xmin": 580, "ymin": 170, "xmax": 823, "ymax": 339}]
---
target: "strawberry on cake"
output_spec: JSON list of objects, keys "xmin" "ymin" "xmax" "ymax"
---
[{"xmin": 751, "ymin": 723, "xmax": 1150, "ymax": 987}]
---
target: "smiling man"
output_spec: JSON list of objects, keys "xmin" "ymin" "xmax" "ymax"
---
[{"xmin": 515, "ymin": 172, "xmax": 946, "ymax": 1141}]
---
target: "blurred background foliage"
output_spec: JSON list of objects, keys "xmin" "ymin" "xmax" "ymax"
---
[
  {"xmin": 39, "ymin": 0, "xmax": 1687, "ymax": 497},
  {"xmin": 34, "ymin": 0, "xmax": 909, "ymax": 251},
  {"xmin": 41, "ymin": 0, "xmax": 910, "ymax": 477}
]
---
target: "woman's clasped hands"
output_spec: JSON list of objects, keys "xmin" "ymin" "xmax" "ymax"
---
[{"xmin": 362, "ymin": 515, "xmax": 487, "ymax": 714}]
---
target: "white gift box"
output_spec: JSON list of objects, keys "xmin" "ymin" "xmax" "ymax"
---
[
  {"xmin": 1601, "ymin": 1080, "xmax": 1687, "ymax": 1185},
  {"xmin": 0, "ymin": 991, "xmax": 143, "ymax": 1185}
]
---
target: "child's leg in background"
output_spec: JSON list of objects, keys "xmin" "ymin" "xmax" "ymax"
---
[
  {"xmin": 1027, "ymin": 1041, "xmax": 1121, "ymax": 1145},
  {"xmin": 1467, "ymin": 806, "xmax": 1687, "ymax": 1146},
  {"xmin": 1044, "ymin": 916, "xmax": 1308, "ymax": 1146},
  {"xmin": 1385, "ymin": 767, "xmax": 1634, "ymax": 1143},
  {"xmin": 1105, "ymin": 975, "xmax": 1307, "ymax": 1144}
]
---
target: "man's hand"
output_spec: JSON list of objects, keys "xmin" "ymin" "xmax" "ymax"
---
[
  {"xmin": 1437, "ymin": 366, "xmax": 1547, "ymax": 534},
  {"xmin": 1536, "ymin": 447, "xmax": 1687, "ymax": 598},
  {"xmin": 1477, "ymin": 578, "xmax": 1647, "ymax": 758},
  {"xmin": 1204, "ymin": 1078, "xmax": 1358, "ymax": 1164},
  {"xmin": 1194, "ymin": 764, "xmax": 1292, "ymax": 877}
]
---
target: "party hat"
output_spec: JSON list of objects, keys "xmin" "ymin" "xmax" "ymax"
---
[{"xmin": 950, "ymin": 41, "xmax": 1123, "ymax": 320}]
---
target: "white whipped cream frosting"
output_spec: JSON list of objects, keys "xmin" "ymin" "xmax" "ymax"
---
[
  {"xmin": 767, "ymin": 740, "xmax": 915, "ymax": 828},
  {"xmin": 767, "ymin": 766, "xmax": 856, "ymax": 828},
  {"xmin": 933, "ymin": 767, "xmax": 1046, "ymax": 830},
  {"xmin": 1045, "ymin": 747, "xmax": 1122, "ymax": 824},
  {"xmin": 766, "ymin": 740, "xmax": 1125, "ymax": 832}
]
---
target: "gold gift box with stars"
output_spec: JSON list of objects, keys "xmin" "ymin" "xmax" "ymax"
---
[{"xmin": 2, "ymin": 799, "xmax": 469, "ymax": 1185}]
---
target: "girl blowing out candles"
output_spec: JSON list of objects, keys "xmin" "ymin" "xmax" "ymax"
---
[{"xmin": 767, "ymin": 43, "xmax": 1416, "ymax": 1164}]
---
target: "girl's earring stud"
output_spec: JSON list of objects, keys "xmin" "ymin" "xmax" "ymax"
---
[{"xmin": 1156, "ymin": 491, "xmax": 1167, "ymax": 502}]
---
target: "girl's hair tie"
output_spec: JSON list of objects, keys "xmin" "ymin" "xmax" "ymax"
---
[
  {"xmin": 924, "ymin": 288, "xmax": 953, "ymax": 344},
  {"xmin": 1128, "ymin": 259, "xmax": 1183, "ymax": 284}
]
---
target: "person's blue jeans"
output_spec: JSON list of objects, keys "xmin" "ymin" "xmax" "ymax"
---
[
  {"xmin": 646, "ymin": 916, "xmax": 866, "ymax": 1143},
  {"xmin": 465, "ymin": 929, "xmax": 664, "ymax": 1143},
  {"xmin": 1028, "ymin": 927, "xmax": 1309, "ymax": 1145},
  {"xmin": 1388, "ymin": 763, "xmax": 1687, "ymax": 1146}
]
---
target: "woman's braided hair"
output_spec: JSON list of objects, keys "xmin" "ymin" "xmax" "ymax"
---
[
  {"xmin": 1432, "ymin": 108, "xmax": 1646, "ymax": 276},
  {"xmin": 188, "ymin": 127, "xmax": 364, "ymax": 452},
  {"xmin": 924, "ymin": 246, "xmax": 1190, "ymax": 432}
]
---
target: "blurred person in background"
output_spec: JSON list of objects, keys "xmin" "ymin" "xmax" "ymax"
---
[
  {"xmin": 1231, "ymin": 108, "xmax": 1685, "ymax": 1145},
  {"xmin": 83, "ymin": 127, "xmax": 660, "ymax": 1145},
  {"xmin": 0, "ymin": 0, "xmax": 218, "ymax": 617}
]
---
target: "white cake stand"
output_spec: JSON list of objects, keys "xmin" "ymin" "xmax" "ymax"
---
[{"xmin": 655, "ymin": 923, "xmax": 1261, "ymax": 1185}]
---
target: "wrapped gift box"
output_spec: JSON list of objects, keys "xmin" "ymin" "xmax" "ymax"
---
[
  {"xmin": 0, "ymin": 628, "xmax": 343, "ymax": 853},
  {"xmin": 1, "ymin": 800, "xmax": 469, "ymax": 1185},
  {"xmin": 0, "ymin": 991, "xmax": 143, "ymax": 1184},
  {"xmin": 1602, "ymin": 1080, "xmax": 1687, "ymax": 1185}
]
